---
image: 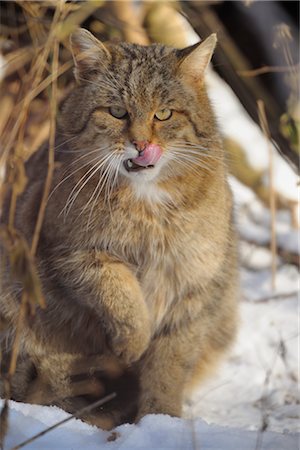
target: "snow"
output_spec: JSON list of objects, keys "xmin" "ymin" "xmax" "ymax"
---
[
  {"xmin": 229, "ymin": 176, "xmax": 299, "ymax": 255},
  {"xmin": 3, "ymin": 401, "xmax": 299, "ymax": 450},
  {"xmin": 186, "ymin": 293, "xmax": 299, "ymax": 433}
]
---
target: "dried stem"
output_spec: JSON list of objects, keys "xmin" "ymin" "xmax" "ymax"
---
[
  {"xmin": 9, "ymin": 392, "xmax": 117, "ymax": 450},
  {"xmin": 257, "ymin": 100, "xmax": 277, "ymax": 291},
  {"xmin": 3, "ymin": 1, "xmax": 64, "ymax": 230},
  {"xmin": 244, "ymin": 290, "xmax": 299, "ymax": 303},
  {"xmin": 8, "ymin": 295, "xmax": 28, "ymax": 377},
  {"xmin": 110, "ymin": 0, "xmax": 149, "ymax": 45},
  {"xmin": 30, "ymin": 37, "xmax": 59, "ymax": 255},
  {"xmin": 238, "ymin": 63, "xmax": 300, "ymax": 77}
]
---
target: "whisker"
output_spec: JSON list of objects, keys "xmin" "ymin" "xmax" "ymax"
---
[
  {"xmin": 175, "ymin": 157, "xmax": 212, "ymax": 175},
  {"xmin": 52, "ymin": 134, "xmax": 79, "ymax": 152},
  {"xmin": 106, "ymin": 154, "xmax": 123, "ymax": 214},
  {"xmin": 65, "ymin": 146, "xmax": 111, "ymax": 169},
  {"xmin": 103, "ymin": 71, "xmax": 124, "ymax": 90},
  {"xmin": 84, "ymin": 166, "xmax": 111, "ymax": 229},
  {"xmin": 177, "ymin": 155, "xmax": 215, "ymax": 172},
  {"xmin": 85, "ymin": 170, "xmax": 110, "ymax": 231},
  {"xmin": 61, "ymin": 152, "xmax": 115, "ymax": 218},
  {"xmin": 170, "ymin": 143, "xmax": 220, "ymax": 156},
  {"xmin": 67, "ymin": 152, "xmax": 115, "ymax": 210},
  {"xmin": 172, "ymin": 138, "xmax": 220, "ymax": 146},
  {"xmin": 60, "ymin": 159, "xmax": 102, "ymax": 219},
  {"xmin": 82, "ymin": 154, "xmax": 117, "ymax": 214},
  {"xmin": 171, "ymin": 143, "xmax": 210, "ymax": 152},
  {"xmin": 169, "ymin": 145, "xmax": 224, "ymax": 162},
  {"xmin": 183, "ymin": 147, "xmax": 233, "ymax": 164},
  {"xmin": 111, "ymin": 157, "xmax": 122, "ymax": 194},
  {"xmin": 166, "ymin": 151, "xmax": 214, "ymax": 174},
  {"xmin": 103, "ymin": 157, "xmax": 117, "ymax": 216},
  {"xmin": 85, "ymin": 154, "xmax": 121, "ymax": 230},
  {"xmin": 49, "ymin": 150, "xmax": 109, "ymax": 200}
]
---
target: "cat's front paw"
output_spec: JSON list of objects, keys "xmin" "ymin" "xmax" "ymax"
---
[
  {"xmin": 108, "ymin": 311, "xmax": 151, "ymax": 364},
  {"xmin": 99, "ymin": 261, "xmax": 151, "ymax": 364}
]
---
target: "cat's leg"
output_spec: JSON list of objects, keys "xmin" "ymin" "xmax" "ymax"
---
[
  {"xmin": 136, "ymin": 324, "xmax": 201, "ymax": 419},
  {"xmin": 41, "ymin": 250, "xmax": 151, "ymax": 364},
  {"xmin": 135, "ymin": 292, "xmax": 237, "ymax": 420},
  {"xmin": 74, "ymin": 252, "xmax": 151, "ymax": 363}
]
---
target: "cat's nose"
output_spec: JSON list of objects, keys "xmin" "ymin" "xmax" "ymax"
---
[{"xmin": 133, "ymin": 140, "xmax": 148, "ymax": 154}]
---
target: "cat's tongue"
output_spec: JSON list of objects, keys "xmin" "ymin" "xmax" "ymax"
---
[{"xmin": 132, "ymin": 143, "xmax": 162, "ymax": 167}]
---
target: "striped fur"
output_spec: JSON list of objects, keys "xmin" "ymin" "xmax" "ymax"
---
[{"xmin": 0, "ymin": 29, "xmax": 238, "ymax": 429}]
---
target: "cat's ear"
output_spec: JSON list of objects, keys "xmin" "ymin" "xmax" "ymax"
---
[
  {"xmin": 70, "ymin": 28, "xmax": 111, "ymax": 82},
  {"xmin": 177, "ymin": 34, "xmax": 217, "ymax": 82}
]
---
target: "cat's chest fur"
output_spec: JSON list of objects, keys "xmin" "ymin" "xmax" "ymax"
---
[{"xmin": 84, "ymin": 190, "xmax": 223, "ymax": 330}]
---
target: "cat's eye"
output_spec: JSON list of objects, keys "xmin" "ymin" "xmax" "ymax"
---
[
  {"xmin": 155, "ymin": 109, "xmax": 172, "ymax": 121},
  {"xmin": 109, "ymin": 106, "xmax": 128, "ymax": 119}
]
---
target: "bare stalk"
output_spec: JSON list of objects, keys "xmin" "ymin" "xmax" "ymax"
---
[
  {"xmin": 10, "ymin": 392, "xmax": 117, "ymax": 450},
  {"xmin": 30, "ymin": 37, "xmax": 59, "ymax": 255},
  {"xmin": 110, "ymin": 0, "xmax": 149, "ymax": 45},
  {"xmin": 257, "ymin": 100, "xmax": 277, "ymax": 291},
  {"xmin": 238, "ymin": 63, "xmax": 300, "ymax": 77}
]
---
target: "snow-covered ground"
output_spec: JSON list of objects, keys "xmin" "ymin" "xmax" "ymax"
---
[
  {"xmin": 185, "ymin": 181, "xmax": 299, "ymax": 438},
  {"xmin": 3, "ymin": 401, "xmax": 299, "ymax": 450}
]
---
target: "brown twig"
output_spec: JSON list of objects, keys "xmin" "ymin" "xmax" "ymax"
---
[
  {"xmin": 9, "ymin": 392, "xmax": 117, "ymax": 450},
  {"xmin": 8, "ymin": 295, "xmax": 28, "ymax": 377},
  {"xmin": 253, "ymin": 333, "xmax": 294, "ymax": 450},
  {"xmin": 257, "ymin": 100, "xmax": 277, "ymax": 290},
  {"xmin": 30, "ymin": 36, "xmax": 59, "ymax": 255},
  {"xmin": 244, "ymin": 290, "xmax": 299, "ymax": 303},
  {"xmin": 110, "ymin": 0, "xmax": 149, "ymax": 45},
  {"xmin": 11, "ymin": 58, "xmax": 73, "ymax": 122},
  {"xmin": 238, "ymin": 63, "xmax": 300, "ymax": 77},
  {"xmin": 3, "ymin": 1, "xmax": 64, "ymax": 231}
]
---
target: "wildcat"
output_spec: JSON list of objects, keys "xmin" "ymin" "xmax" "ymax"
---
[{"xmin": 0, "ymin": 29, "xmax": 238, "ymax": 429}]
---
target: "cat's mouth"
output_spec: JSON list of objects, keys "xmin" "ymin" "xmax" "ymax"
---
[{"xmin": 124, "ymin": 159, "xmax": 154, "ymax": 172}]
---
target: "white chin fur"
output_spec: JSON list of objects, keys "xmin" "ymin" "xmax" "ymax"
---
[
  {"xmin": 130, "ymin": 179, "xmax": 171, "ymax": 204},
  {"xmin": 119, "ymin": 162, "xmax": 171, "ymax": 204}
]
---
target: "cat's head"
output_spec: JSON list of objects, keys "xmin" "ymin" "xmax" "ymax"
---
[{"xmin": 60, "ymin": 29, "xmax": 218, "ymax": 188}]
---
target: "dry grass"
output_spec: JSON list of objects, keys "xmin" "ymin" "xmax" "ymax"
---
[{"xmin": 0, "ymin": 2, "xmax": 109, "ymax": 446}]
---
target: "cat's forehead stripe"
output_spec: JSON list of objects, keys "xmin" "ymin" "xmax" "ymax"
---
[{"xmin": 104, "ymin": 44, "xmax": 180, "ymax": 108}]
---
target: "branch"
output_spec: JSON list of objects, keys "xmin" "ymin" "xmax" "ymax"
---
[
  {"xmin": 10, "ymin": 392, "xmax": 117, "ymax": 450},
  {"xmin": 238, "ymin": 64, "xmax": 300, "ymax": 77},
  {"xmin": 244, "ymin": 290, "xmax": 299, "ymax": 303},
  {"xmin": 109, "ymin": 0, "xmax": 149, "ymax": 45}
]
